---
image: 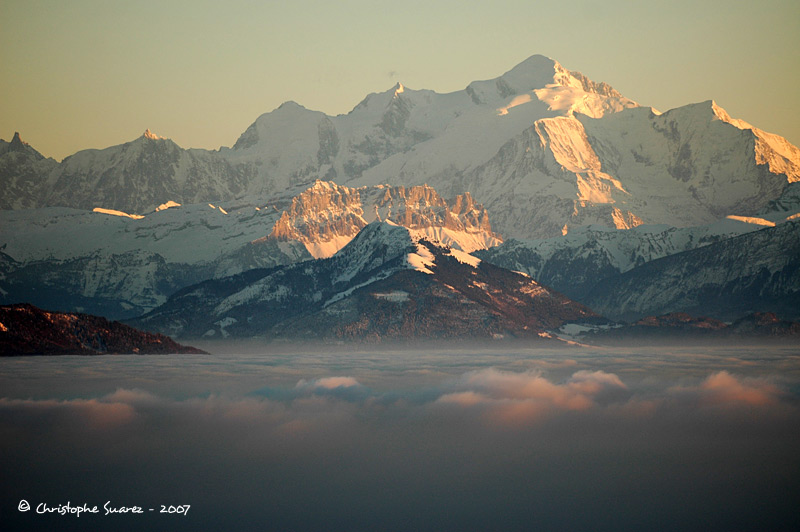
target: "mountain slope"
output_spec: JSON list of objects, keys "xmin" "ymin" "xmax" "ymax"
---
[
  {"xmin": 476, "ymin": 214, "xmax": 796, "ymax": 300},
  {"xmin": 580, "ymin": 221, "xmax": 800, "ymax": 321},
  {"xmin": 131, "ymin": 222, "xmax": 596, "ymax": 340},
  {"xmin": 42, "ymin": 131, "xmax": 253, "ymax": 213}
]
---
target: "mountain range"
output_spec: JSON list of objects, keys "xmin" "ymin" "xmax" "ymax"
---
[
  {"xmin": 4, "ymin": 55, "xmax": 798, "ymax": 238},
  {"xmin": 2, "ymin": 54, "xmax": 799, "ymax": 343},
  {"xmin": 130, "ymin": 222, "xmax": 595, "ymax": 341}
]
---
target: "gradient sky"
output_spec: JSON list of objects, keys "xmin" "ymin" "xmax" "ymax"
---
[{"xmin": 1, "ymin": 0, "xmax": 798, "ymax": 161}]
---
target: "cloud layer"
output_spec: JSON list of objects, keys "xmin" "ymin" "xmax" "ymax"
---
[{"xmin": 2, "ymin": 350, "xmax": 799, "ymax": 532}]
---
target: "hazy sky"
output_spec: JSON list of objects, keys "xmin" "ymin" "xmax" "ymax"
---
[{"xmin": 1, "ymin": 0, "xmax": 798, "ymax": 161}]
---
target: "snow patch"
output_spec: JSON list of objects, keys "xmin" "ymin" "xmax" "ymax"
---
[
  {"xmin": 725, "ymin": 215, "xmax": 775, "ymax": 227},
  {"xmin": 407, "ymin": 226, "xmax": 502, "ymax": 253},
  {"xmin": 447, "ymin": 248, "xmax": 481, "ymax": 268},
  {"xmin": 519, "ymin": 282, "xmax": 547, "ymax": 297},
  {"xmin": 92, "ymin": 207, "xmax": 144, "ymax": 220},
  {"xmin": 214, "ymin": 317, "xmax": 238, "ymax": 338},
  {"xmin": 324, "ymin": 271, "xmax": 394, "ymax": 307},
  {"xmin": 155, "ymin": 200, "xmax": 181, "ymax": 212},
  {"xmin": 372, "ymin": 290, "xmax": 410, "ymax": 303},
  {"xmin": 304, "ymin": 234, "xmax": 357, "ymax": 259},
  {"xmin": 497, "ymin": 94, "xmax": 533, "ymax": 116},
  {"xmin": 406, "ymin": 242, "xmax": 436, "ymax": 274}
]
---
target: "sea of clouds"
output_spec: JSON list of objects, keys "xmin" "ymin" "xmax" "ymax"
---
[{"xmin": 1, "ymin": 344, "xmax": 798, "ymax": 531}]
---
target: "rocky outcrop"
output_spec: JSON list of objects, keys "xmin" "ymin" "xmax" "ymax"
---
[{"xmin": 266, "ymin": 181, "xmax": 502, "ymax": 258}]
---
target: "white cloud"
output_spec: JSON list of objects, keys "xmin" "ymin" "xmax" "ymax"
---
[
  {"xmin": 697, "ymin": 371, "xmax": 782, "ymax": 406},
  {"xmin": 295, "ymin": 376, "xmax": 362, "ymax": 390},
  {"xmin": 435, "ymin": 368, "xmax": 630, "ymax": 425}
]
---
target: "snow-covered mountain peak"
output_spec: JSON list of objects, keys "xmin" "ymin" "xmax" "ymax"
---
[
  {"xmin": 346, "ymin": 219, "xmax": 415, "ymax": 250},
  {"xmin": 5, "ymin": 54, "xmax": 799, "ymax": 240},
  {"xmin": 331, "ymin": 220, "xmax": 479, "ymax": 280},
  {"xmin": 230, "ymin": 100, "xmax": 327, "ymax": 155},
  {"xmin": 465, "ymin": 55, "xmax": 557, "ymax": 105},
  {"xmin": 493, "ymin": 54, "xmax": 559, "ymax": 92},
  {"xmin": 349, "ymin": 83, "xmax": 411, "ymax": 115},
  {"xmin": 645, "ymin": 99, "xmax": 800, "ymax": 185},
  {"xmin": 705, "ymin": 100, "xmax": 764, "ymax": 132},
  {"xmin": 465, "ymin": 55, "xmax": 636, "ymax": 118},
  {"xmin": 307, "ymin": 179, "xmax": 339, "ymax": 192},
  {"xmin": 323, "ymin": 220, "xmax": 418, "ymax": 285},
  {"xmin": 277, "ymin": 100, "xmax": 307, "ymax": 111},
  {"xmin": 0, "ymin": 132, "xmax": 56, "ymax": 209},
  {"xmin": 661, "ymin": 100, "xmax": 743, "ymax": 125}
]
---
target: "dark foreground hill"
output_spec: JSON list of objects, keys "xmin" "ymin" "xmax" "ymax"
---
[{"xmin": 0, "ymin": 303, "xmax": 206, "ymax": 355}]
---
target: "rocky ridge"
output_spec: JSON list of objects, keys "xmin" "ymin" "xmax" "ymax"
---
[{"xmin": 266, "ymin": 180, "xmax": 501, "ymax": 258}]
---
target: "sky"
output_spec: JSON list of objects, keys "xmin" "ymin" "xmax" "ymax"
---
[{"xmin": 1, "ymin": 0, "xmax": 798, "ymax": 161}]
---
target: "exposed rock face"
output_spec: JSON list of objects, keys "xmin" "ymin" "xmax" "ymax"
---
[
  {"xmin": 0, "ymin": 303, "xmax": 205, "ymax": 355},
  {"xmin": 131, "ymin": 222, "xmax": 595, "ymax": 341},
  {"xmin": 266, "ymin": 181, "xmax": 502, "ymax": 258}
]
